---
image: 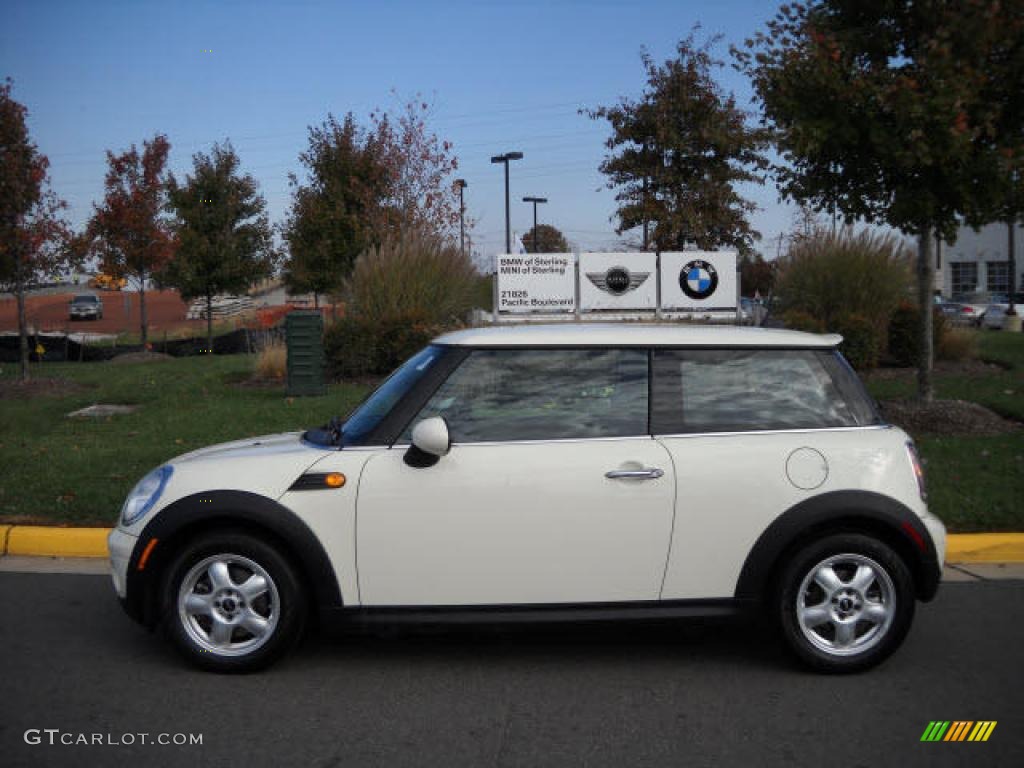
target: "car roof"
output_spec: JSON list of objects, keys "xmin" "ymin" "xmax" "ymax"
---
[{"xmin": 435, "ymin": 323, "xmax": 842, "ymax": 348}]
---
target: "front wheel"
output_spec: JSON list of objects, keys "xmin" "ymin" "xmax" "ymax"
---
[
  {"xmin": 162, "ymin": 531, "xmax": 307, "ymax": 672},
  {"xmin": 777, "ymin": 534, "xmax": 915, "ymax": 673}
]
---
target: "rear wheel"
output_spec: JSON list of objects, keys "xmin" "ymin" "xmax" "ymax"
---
[
  {"xmin": 777, "ymin": 534, "xmax": 915, "ymax": 673},
  {"xmin": 162, "ymin": 531, "xmax": 307, "ymax": 672}
]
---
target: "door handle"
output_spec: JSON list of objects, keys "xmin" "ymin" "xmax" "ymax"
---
[{"xmin": 605, "ymin": 468, "xmax": 664, "ymax": 480}]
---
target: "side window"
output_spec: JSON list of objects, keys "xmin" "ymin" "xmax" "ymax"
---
[
  {"xmin": 652, "ymin": 349, "xmax": 873, "ymax": 433},
  {"xmin": 404, "ymin": 348, "xmax": 649, "ymax": 443}
]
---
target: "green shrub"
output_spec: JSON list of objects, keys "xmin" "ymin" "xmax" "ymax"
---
[
  {"xmin": 781, "ymin": 309, "xmax": 825, "ymax": 333},
  {"xmin": 834, "ymin": 312, "xmax": 881, "ymax": 370},
  {"xmin": 325, "ymin": 229, "xmax": 479, "ymax": 378},
  {"xmin": 776, "ymin": 227, "xmax": 913, "ymax": 337},
  {"xmin": 324, "ymin": 312, "xmax": 444, "ymax": 379},
  {"xmin": 887, "ymin": 302, "xmax": 950, "ymax": 367}
]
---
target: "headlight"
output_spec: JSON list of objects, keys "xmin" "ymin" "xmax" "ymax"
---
[{"xmin": 120, "ymin": 466, "xmax": 173, "ymax": 526}]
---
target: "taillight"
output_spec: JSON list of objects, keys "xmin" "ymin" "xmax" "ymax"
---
[
  {"xmin": 961, "ymin": 307, "xmax": 974, "ymax": 314},
  {"xmin": 906, "ymin": 441, "xmax": 927, "ymax": 501}
]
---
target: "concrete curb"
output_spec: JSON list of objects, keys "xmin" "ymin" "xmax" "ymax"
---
[
  {"xmin": 1, "ymin": 526, "xmax": 1023, "ymax": 563},
  {"xmin": 944, "ymin": 533, "xmax": 1024, "ymax": 563},
  {"xmin": 3, "ymin": 526, "xmax": 111, "ymax": 558}
]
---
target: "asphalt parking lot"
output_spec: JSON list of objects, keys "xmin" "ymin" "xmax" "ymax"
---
[{"xmin": 0, "ymin": 571, "xmax": 1020, "ymax": 768}]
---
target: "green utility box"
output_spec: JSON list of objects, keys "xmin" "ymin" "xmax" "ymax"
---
[{"xmin": 285, "ymin": 310, "xmax": 326, "ymax": 396}]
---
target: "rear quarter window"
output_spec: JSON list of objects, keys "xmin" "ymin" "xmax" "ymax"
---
[{"xmin": 652, "ymin": 348, "xmax": 880, "ymax": 434}]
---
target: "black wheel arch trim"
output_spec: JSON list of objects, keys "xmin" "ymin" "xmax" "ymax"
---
[
  {"xmin": 735, "ymin": 490, "xmax": 941, "ymax": 604},
  {"xmin": 123, "ymin": 490, "xmax": 343, "ymax": 628}
]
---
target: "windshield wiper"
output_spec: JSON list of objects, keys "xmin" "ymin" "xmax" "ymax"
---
[{"xmin": 302, "ymin": 415, "xmax": 345, "ymax": 449}]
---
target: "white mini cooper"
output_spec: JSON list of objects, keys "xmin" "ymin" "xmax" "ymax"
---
[{"xmin": 109, "ymin": 324, "xmax": 945, "ymax": 673}]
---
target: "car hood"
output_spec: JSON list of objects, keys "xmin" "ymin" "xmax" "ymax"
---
[
  {"xmin": 172, "ymin": 431, "xmax": 316, "ymax": 464},
  {"xmin": 144, "ymin": 432, "xmax": 335, "ymax": 520}
]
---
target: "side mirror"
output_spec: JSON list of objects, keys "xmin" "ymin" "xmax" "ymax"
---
[
  {"xmin": 412, "ymin": 416, "xmax": 450, "ymax": 456},
  {"xmin": 405, "ymin": 417, "xmax": 450, "ymax": 468}
]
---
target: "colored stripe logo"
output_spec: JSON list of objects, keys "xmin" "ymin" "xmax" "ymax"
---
[{"xmin": 920, "ymin": 721, "xmax": 997, "ymax": 742}]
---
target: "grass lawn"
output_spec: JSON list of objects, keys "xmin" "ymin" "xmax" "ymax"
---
[
  {"xmin": 0, "ymin": 356, "xmax": 368, "ymax": 526},
  {"xmin": 864, "ymin": 330, "xmax": 1024, "ymax": 532}
]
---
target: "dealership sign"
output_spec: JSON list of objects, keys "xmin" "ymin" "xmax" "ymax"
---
[
  {"xmin": 496, "ymin": 253, "xmax": 575, "ymax": 313},
  {"xmin": 496, "ymin": 250, "xmax": 737, "ymax": 315},
  {"xmin": 658, "ymin": 251, "xmax": 738, "ymax": 312},
  {"xmin": 579, "ymin": 252, "xmax": 657, "ymax": 311}
]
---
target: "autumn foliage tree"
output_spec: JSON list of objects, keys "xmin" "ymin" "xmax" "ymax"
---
[
  {"xmin": 81, "ymin": 134, "xmax": 175, "ymax": 346},
  {"xmin": 164, "ymin": 142, "xmax": 276, "ymax": 352},
  {"xmin": 521, "ymin": 223, "xmax": 570, "ymax": 253},
  {"xmin": 370, "ymin": 97, "xmax": 461, "ymax": 238},
  {"xmin": 586, "ymin": 33, "xmax": 769, "ymax": 253},
  {"xmin": 284, "ymin": 97, "xmax": 461, "ymax": 306},
  {"xmin": 736, "ymin": 1, "xmax": 1024, "ymax": 399},
  {"xmin": 0, "ymin": 79, "xmax": 73, "ymax": 380}
]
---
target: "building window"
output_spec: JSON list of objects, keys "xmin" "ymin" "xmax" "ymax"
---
[
  {"xmin": 986, "ymin": 261, "xmax": 1009, "ymax": 295},
  {"xmin": 950, "ymin": 262, "xmax": 979, "ymax": 297}
]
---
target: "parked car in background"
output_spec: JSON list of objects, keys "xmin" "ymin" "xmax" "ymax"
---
[
  {"xmin": 982, "ymin": 304, "xmax": 1008, "ymax": 330},
  {"xmin": 950, "ymin": 292, "xmax": 992, "ymax": 326},
  {"xmin": 68, "ymin": 293, "xmax": 103, "ymax": 321},
  {"xmin": 935, "ymin": 298, "xmax": 966, "ymax": 321},
  {"xmin": 109, "ymin": 324, "xmax": 944, "ymax": 674}
]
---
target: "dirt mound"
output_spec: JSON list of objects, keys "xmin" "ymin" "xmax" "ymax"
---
[{"xmin": 879, "ymin": 398, "xmax": 1020, "ymax": 437}]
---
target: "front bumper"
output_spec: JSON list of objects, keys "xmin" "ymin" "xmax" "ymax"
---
[{"xmin": 108, "ymin": 527, "xmax": 137, "ymax": 599}]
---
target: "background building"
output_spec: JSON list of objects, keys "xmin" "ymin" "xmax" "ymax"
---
[{"xmin": 940, "ymin": 222, "xmax": 1023, "ymax": 298}]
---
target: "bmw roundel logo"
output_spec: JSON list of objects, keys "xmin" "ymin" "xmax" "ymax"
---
[{"xmin": 679, "ymin": 259, "xmax": 718, "ymax": 300}]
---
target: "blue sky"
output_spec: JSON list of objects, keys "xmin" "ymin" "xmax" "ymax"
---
[{"xmin": 1, "ymin": 0, "xmax": 798, "ymax": 266}]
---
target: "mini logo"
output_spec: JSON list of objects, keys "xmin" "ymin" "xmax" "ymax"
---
[
  {"xmin": 679, "ymin": 259, "xmax": 719, "ymax": 300},
  {"xmin": 920, "ymin": 721, "xmax": 997, "ymax": 742},
  {"xmin": 586, "ymin": 266, "xmax": 650, "ymax": 296}
]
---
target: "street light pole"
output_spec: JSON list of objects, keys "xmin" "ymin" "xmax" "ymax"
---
[
  {"xmin": 490, "ymin": 152, "xmax": 523, "ymax": 254},
  {"xmin": 522, "ymin": 196, "xmax": 548, "ymax": 252},
  {"xmin": 455, "ymin": 179, "xmax": 467, "ymax": 259}
]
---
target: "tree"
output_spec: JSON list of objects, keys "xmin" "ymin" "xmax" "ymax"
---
[
  {"xmin": 283, "ymin": 99, "xmax": 462, "ymax": 307},
  {"xmin": 739, "ymin": 252, "xmax": 776, "ymax": 297},
  {"xmin": 736, "ymin": 1, "xmax": 1023, "ymax": 400},
  {"xmin": 521, "ymin": 224, "xmax": 570, "ymax": 253},
  {"xmin": 283, "ymin": 114, "xmax": 390, "ymax": 306},
  {"xmin": 586, "ymin": 32, "xmax": 769, "ymax": 254},
  {"xmin": 81, "ymin": 135, "xmax": 175, "ymax": 347},
  {"xmin": 0, "ymin": 79, "xmax": 74, "ymax": 380},
  {"xmin": 370, "ymin": 96, "xmax": 461, "ymax": 239},
  {"xmin": 164, "ymin": 142, "xmax": 276, "ymax": 352}
]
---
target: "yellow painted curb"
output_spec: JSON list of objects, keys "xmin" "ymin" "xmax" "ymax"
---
[
  {"xmin": 0, "ymin": 527, "xmax": 1022, "ymax": 563},
  {"xmin": 945, "ymin": 533, "xmax": 1024, "ymax": 563},
  {"xmin": 5, "ymin": 526, "xmax": 112, "ymax": 558}
]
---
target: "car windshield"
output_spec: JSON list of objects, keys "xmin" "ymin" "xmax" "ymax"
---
[
  {"xmin": 336, "ymin": 345, "xmax": 442, "ymax": 446},
  {"xmin": 72, "ymin": 296, "xmax": 98, "ymax": 304}
]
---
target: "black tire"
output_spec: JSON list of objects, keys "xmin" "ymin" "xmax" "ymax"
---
[
  {"xmin": 162, "ymin": 530, "xmax": 307, "ymax": 672},
  {"xmin": 776, "ymin": 533, "xmax": 915, "ymax": 673}
]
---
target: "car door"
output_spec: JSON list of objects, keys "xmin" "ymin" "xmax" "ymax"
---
[{"xmin": 355, "ymin": 347, "xmax": 676, "ymax": 607}]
